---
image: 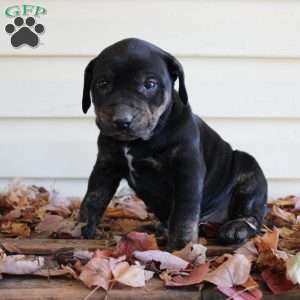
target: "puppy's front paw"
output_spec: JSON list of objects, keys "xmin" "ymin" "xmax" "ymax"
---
[
  {"xmin": 81, "ymin": 224, "xmax": 96, "ymax": 239},
  {"xmin": 217, "ymin": 218, "xmax": 257, "ymax": 245}
]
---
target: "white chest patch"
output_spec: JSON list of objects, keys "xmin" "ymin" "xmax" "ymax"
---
[{"xmin": 124, "ymin": 147, "xmax": 136, "ymax": 184}]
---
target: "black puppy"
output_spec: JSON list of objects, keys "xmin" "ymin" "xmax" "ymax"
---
[{"xmin": 79, "ymin": 38, "xmax": 267, "ymax": 250}]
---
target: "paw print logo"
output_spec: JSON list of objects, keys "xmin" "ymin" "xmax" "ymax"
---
[{"xmin": 5, "ymin": 17, "xmax": 45, "ymax": 48}]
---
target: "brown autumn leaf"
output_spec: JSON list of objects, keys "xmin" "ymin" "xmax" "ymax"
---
[
  {"xmin": 35, "ymin": 214, "xmax": 65, "ymax": 234},
  {"xmin": 254, "ymin": 227, "xmax": 279, "ymax": 251},
  {"xmin": 164, "ymin": 263, "xmax": 210, "ymax": 287},
  {"xmin": 78, "ymin": 256, "xmax": 112, "ymax": 290},
  {"xmin": 266, "ymin": 205, "xmax": 296, "ymax": 227},
  {"xmin": 280, "ymin": 230, "xmax": 300, "ymax": 250},
  {"xmin": 261, "ymin": 269, "xmax": 295, "ymax": 294},
  {"xmin": 204, "ymin": 254, "xmax": 251, "ymax": 288},
  {"xmin": 256, "ymin": 249, "xmax": 289, "ymax": 272},
  {"xmin": 106, "ymin": 196, "xmax": 148, "ymax": 220},
  {"xmin": 0, "ymin": 208, "xmax": 22, "ymax": 221},
  {"xmin": 133, "ymin": 250, "xmax": 189, "ymax": 272},
  {"xmin": 44, "ymin": 204, "xmax": 71, "ymax": 218},
  {"xmin": 272, "ymin": 195, "xmax": 295, "ymax": 208},
  {"xmin": 0, "ymin": 221, "xmax": 31, "ymax": 237},
  {"xmin": 114, "ymin": 231, "xmax": 159, "ymax": 257},
  {"xmin": 172, "ymin": 242, "xmax": 207, "ymax": 265}
]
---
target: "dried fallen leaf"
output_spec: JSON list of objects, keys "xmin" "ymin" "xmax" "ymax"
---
[
  {"xmin": 261, "ymin": 269, "xmax": 295, "ymax": 294},
  {"xmin": 0, "ymin": 208, "xmax": 22, "ymax": 221},
  {"xmin": 286, "ymin": 252, "xmax": 300, "ymax": 284},
  {"xmin": 133, "ymin": 250, "xmax": 189, "ymax": 272},
  {"xmin": 266, "ymin": 205, "xmax": 296, "ymax": 227},
  {"xmin": 254, "ymin": 228, "xmax": 279, "ymax": 251},
  {"xmin": 0, "ymin": 253, "xmax": 44, "ymax": 275},
  {"xmin": 204, "ymin": 254, "xmax": 251, "ymax": 288},
  {"xmin": 165, "ymin": 263, "xmax": 209, "ymax": 287},
  {"xmin": 173, "ymin": 242, "xmax": 207, "ymax": 265},
  {"xmin": 44, "ymin": 204, "xmax": 71, "ymax": 218},
  {"xmin": 35, "ymin": 214, "xmax": 64, "ymax": 234},
  {"xmin": 256, "ymin": 248, "xmax": 289, "ymax": 272},
  {"xmin": 110, "ymin": 257, "xmax": 149, "ymax": 287},
  {"xmin": 106, "ymin": 195, "xmax": 148, "ymax": 220},
  {"xmin": 79, "ymin": 256, "xmax": 112, "ymax": 290},
  {"xmin": 0, "ymin": 221, "xmax": 31, "ymax": 238},
  {"xmin": 114, "ymin": 232, "xmax": 159, "ymax": 257},
  {"xmin": 235, "ymin": 240, "xmax": 258, "ymax": 262}
]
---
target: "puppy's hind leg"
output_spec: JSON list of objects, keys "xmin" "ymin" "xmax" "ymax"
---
[{"xmin": 218, "ymin": 152, "xmax": 268, "ymax": 245}]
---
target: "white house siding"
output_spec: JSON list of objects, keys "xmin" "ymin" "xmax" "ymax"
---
[{"xmin": 0, "ymin": 0, "xmax": 299, "ymax": 198}]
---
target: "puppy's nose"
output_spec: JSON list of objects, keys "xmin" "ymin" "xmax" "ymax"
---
[{"xmin": 113, "ymin": 115, "xmax": 133, "ymax": 129}]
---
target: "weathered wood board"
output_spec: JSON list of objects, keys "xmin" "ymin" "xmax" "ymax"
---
[{"xmin": 0, "ymin": 239, "xmax": 300, "ymax": 300}]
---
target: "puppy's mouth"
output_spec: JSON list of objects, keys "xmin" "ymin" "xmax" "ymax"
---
[{"xmin": 95, "ymin": 119, "xmax": 140, "ymax": 141}]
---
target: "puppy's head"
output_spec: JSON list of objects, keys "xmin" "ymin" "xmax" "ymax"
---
[{"xmin": 82, "ymin": 38, "xmax": 188, "ymax": 141}]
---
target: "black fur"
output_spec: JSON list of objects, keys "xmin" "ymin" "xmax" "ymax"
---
[{"xmin": 79, "ymin": 38, "xmax": 267, "ymax": 250}]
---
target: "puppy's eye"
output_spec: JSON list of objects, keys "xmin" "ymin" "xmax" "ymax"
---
[
  {"xmin": 144, "ymin": 79, "xmax": 158, "ymax": 90},
  {"xmin": 96, "ymin": 80, "xmax": 110, "ymax": 89}
]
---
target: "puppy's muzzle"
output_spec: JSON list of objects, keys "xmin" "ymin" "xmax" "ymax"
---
[{"xmin": 113, "ymin": 113, "xmax": 133, "ymax": 130}]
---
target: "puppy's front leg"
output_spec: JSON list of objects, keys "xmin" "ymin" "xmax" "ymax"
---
[
  {"xmin": 80, "ymin": 155, "xmax": 123, "ymax": 239},
  {"xmin": 168, "ymin": 150, "xmax": 205, "ymax": 250}
]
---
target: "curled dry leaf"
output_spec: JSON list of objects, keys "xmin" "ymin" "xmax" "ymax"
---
[
  {"xmin": 254, "ymin": 227, "xmax": 279, "ymax": 251},
  {"xmin": 0, "ymin": 208, "xmax": 22, "ymax": 221},
  {"xmin": 114, "ymin": 232, "xmax": 159, "ymax": 257},
  {"xmin": 165, "ymin": 263, "xmax": 209, "ymax": 287},
  {"xmin": 110, "ymin": 257, "xmax": 151, "ymax": 287},
  {"xmin": 133, "ymin": 250, "xmax": 189, "ymax": 272},
  {"xmin": 235, "ymin": 240, "xmax": 258, "ymax": 262},
  {"xmin": 266, "ymin": 205, "xmax": 296, "ymax": 227},
  {"xmin": 204, "ymin": 254, "xmax": 251, "ymax": 288},
  {"xmin": 286, "ymin": 252, "xmax": 300, "ymax": 284},
  {"xmin": 279, "ymin": 230, "xmax": 300, "ymax": 250},
  {"xmin": 256, "ymin": 249, "xmax": 289, "ymax": 272},
  {"xmin": 0, "ymin": 221, "xmax": 31, "ymax": 238},
  {"xmin": 261, "ymin": 269, "xmax": 295, "ymax": 294},
  {"xmin": 0, "ymin": 253, "xmax": 44, "ymax": 275},
  {"xmin": 106, "ymin": 196, "xmax": 148, "ymax": 220},
  {"xmin": 44, "ymin": 204, "xmax": 71, "ymax": 218},
  {"xmin": 79, "ymin": 256, "xmax": 112, "ymax": 290},
  {"xmin": 173, "ymin": 242, "xmax": 207, "ymax": 265},
  {"xmin": 35, "ymin": 214, "xmax": 64, "ymax": 233}
]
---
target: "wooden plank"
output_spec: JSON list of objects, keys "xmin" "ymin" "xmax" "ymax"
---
[
  {"xmin": 1, "ymin": 1, "xmax": 300, "ymax": 57},
  {"xmin": 1, "ymin": 57, "xmax": 300, "ymax": 118},
  {"xmin": 0, "ymin": 238, "xmax": 236, "ymax": 257},
  {"xmin": 0, "ymin": 238, "xmax": 110, "ymax": 255},
  {"xmin": 0, "ymin": 277, "xmax": 199, "ymax": 300},
  {"xmin": 201, "ymin": 284, "xmax": 300, "ymax": 300},
  {"xmin": 0, "ymin": 276, "xmax": 299, "ymax": 300}
]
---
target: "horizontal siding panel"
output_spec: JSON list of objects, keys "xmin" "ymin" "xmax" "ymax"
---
[
  {"xmin": 1, "ymin": 1, "xmax": 300, "ymax": 57},
  {"xmin": 0, "ymin": 118, "xmax": 299, "ymax": 179},
  {"xmin": 1, "ymin": 57, "xmax": 300, "ymax": 118},
  {"xmin": 0, "ymin": 178, "xmax": 299, "ymax": 199}
]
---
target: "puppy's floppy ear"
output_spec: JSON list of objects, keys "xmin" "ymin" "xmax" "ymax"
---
[
  {"xmin": 162, "ymin": 52, "xmax": 188, "ymax": 104},
  {"xmin": 82, "ymin": 58, "xmax": 96, "ymax": 114}
]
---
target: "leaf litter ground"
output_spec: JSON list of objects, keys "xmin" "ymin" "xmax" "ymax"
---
[{"xmin": 0, "ymin": 180, "xmax": 300, "ymax": 299}]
